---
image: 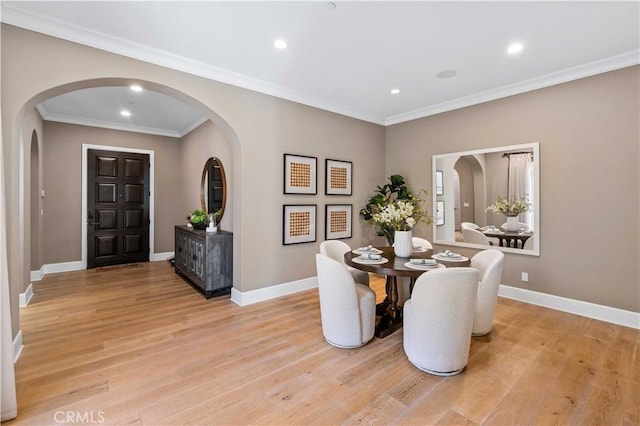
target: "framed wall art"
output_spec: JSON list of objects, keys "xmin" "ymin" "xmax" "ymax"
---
[
  {"xmin": 435, "ymin": 200, "xmax": 445, "ymax": 226},
  {"xmin": 325, "ymin": 204, "xmax": 352, "ymax": 240},
  {"xmin": 325, "ymin": 159, "xmax": 352, "ymax": 195},
  {"xmin": 283, "ymin": 204, "xmax": 317, "ymax": 245},
  {"xmin": 284, "ymin": 154, "xmax": 317, "ymax": 194},
  {"xmin": 436, "ymin": 170, "xmax": 444, "ymax": 195}
]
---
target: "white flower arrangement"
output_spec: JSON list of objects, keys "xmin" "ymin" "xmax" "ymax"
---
[
  {"xmin": 486, "ymin": 196, "xmax": 530, "ymax": 217},
  {"xmin": 372, "ymin": 198, "xmax": 425, "ymax": 231}
]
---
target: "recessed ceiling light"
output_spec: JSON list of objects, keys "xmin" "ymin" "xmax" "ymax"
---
[
  {"xmin": 390, "ymin": 88, "xmax": 400, "ymax": 95},
  {"xmin": 327, "ymin": 2, "xmax": 336, "ymax": 8},
  {"xmin": 507, "ymin": 43, "xmax": 523, "ymax": 55},
  {"xmin": 130, "ymin": 84, "xmax": 143, "ymax": 92},
  {"xmin": 120, "ymin": 110, "xmax": 131, "ymax": 117},
  {"xmin": 436, "ymin": 70, "xmax": 457, "ymax": 79},
  {"xmin": 274, "ymin": 39, "xmax": 288, "ymax": 49}
]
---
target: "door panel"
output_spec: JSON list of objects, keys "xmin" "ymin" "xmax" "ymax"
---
[{"xmin": 87, "ymin": 149, "xmax": 149, "ymax": 268}]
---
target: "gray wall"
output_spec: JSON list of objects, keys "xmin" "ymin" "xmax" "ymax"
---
[
  {"xmin": 1, "ymin": 24, "xmax": 386, "ymax": 336},
  {"xmin": 2, "ymin": 24, "xmax": 637, "ymax": 340},
  {"xmin": 385, "ymin": 65, "xmax": 639, "ymax": 312},
  {"xmin": 180, "ymin": 120, "xmax": 234, "ymax": 231}
]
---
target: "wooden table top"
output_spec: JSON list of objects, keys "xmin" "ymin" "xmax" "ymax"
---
[{"xmin": 344, "ymin": 246, "xmax": 470, "ymax": 278}]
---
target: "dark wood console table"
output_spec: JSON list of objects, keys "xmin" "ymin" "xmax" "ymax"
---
[{"xmin": 174, "ymin": 226, "xmax": 233, "ymax": 298}]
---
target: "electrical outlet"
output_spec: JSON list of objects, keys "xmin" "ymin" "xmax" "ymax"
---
[{"xmin": 521, "ymin": 272, "xmax": 529, "ymax": 282}]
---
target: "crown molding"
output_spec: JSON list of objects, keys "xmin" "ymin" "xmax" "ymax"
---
[
  {"xmin": 1, "ymin": 3, "xmax": 386, "ymax": 126},
  {"xmin": 385, "ymin": 50, "xmax": 640, "ymax": 126},
  {"xmin": 3, "ymin": 3, "xmax": 638, "ymax": 128},
  {"xmin": 37, "ymin": 101, "xmax": 208, "ymax": 138}
]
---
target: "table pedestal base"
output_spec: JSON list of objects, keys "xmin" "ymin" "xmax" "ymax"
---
[
  {"xmin": 375, "ymin": 308, "xmax": 402, "ymax": 338},
  {"xmin": 374, "ymin": 276, "xmax": 402, "ymax": 338}
]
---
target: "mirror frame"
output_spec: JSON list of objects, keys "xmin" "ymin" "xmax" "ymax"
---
[
  {"xmin": 432, "ymin": 142, "xmax": 540, "ymax": 256},
  {"xmin": 200, "ymin": 157, "xmax": 227, "ymax": 223}
]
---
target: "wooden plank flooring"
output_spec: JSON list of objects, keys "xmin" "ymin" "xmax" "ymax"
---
[{"xmin": 6, "ymin": 261, "xmax": 639, "ymax": 425}]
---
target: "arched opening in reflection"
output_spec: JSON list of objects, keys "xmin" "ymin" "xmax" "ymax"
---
[{"xmin": 453, "ymin": 155, "xmax": 486, "ymax": 233}]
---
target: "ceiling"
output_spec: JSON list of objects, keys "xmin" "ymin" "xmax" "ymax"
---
[{"xmin": 2, "ymin": 1, "xmax": 639, "ymax": 135}]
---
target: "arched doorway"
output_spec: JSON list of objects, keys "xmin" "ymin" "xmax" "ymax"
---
[
  {"xmin": 29, "ymin": 130, "xmax": 41, "ymax": 276},
  {"xmin": 16, "ymin": 78, "xmax": 241, "ymax": 277}
]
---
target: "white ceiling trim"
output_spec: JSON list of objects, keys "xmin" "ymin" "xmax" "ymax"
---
[
  {"xmin": 385, "ymin": 50, "xmax": 640, "ymax": 126},
  {"xmin": 36, "ymin": 104, "xmax": 194, "ymax": 139},
  {"xmin": 1, "ymin": 4, "xmax": 386, "ymax": 125},
  {"xmin": 4, "ymin": 3, "xmax": 639, "ymax": 127}
]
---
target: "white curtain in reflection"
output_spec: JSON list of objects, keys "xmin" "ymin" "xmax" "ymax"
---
[
  {"xmin": 508, "ymin": 153, "xmax": 534, "ymax": 231},
  {"xmin": 1, "ymin": 109, "xmax": 18, "ymax": 421}
]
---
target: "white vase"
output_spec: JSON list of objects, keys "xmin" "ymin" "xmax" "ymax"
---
[
  {"xmin": 394, "ymin": 230, "xmax": 413, "ymax": 258},
  {"xmin": 506, "ymin": 216, "xmax": 519, "ymax": 232}
]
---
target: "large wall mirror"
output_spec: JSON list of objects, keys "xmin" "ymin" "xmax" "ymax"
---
[
  {"xmin": 432, "ymin": 142, "xmax": 540, "ymax": 256},
  {"xmin": 201, "ymin": 157, "xmax": 227, "ymax": 222}
]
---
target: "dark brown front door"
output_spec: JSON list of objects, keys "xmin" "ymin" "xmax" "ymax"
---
[{"xmin": 87, "ymin": 149, "xmax": 150, "ymax": 268}]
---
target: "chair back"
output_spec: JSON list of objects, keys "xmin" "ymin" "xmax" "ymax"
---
[
  {"xmin": 461, "ymin": 222, "xmax": 479, "ymax": 230},
  {"xmin": 470, "ymin": 249, "xmax": 505, "ymax": 335},
  {"xmin": 319, "ymin": 240, "xmax": 369, "ymax": 286},
  {"xmin": 523, "ymin": 237, "xmax": 534, "ymax": 250},
  {"xmin": 412, "ymin": 237, "xmax": 433, "ymax": 250},
  {"xmin": 501, "ymin": 221, "xmax": 530, "ymax": 232},
  {"xmin": 462, "ymin": 228, "xmax": 490, "ymax": 245},
  {"xmin": 403, "ymin": 268, "xmax": 479, "ymax": 375},
  {"xmin": 315, "ymin": 254, "xmax": 364, "ymax": 347},
  {"xmin": 319, "ymin": 240, "xmax": 351, "ymax": 263}
]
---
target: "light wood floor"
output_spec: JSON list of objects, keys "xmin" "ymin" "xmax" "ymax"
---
[{"xmin": 7, "ymin": 261, "xmax": 639, "ymax": 425}]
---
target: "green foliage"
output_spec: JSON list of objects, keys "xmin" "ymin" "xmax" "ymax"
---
[
  {"xmin": 187, "ymin": 209, "xmax": 208, "ymax": 224},
  {"xmin": 360, "ymin": 174, "xmax": 431, "ymax": 244}
]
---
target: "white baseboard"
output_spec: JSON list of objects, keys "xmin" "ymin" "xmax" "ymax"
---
[
  {"xmin": 32, "ymin": 253, "xmax": 175, "ymax": 281},
  {"xmin": 150, "ymin": 251, "xmax": 174, "ymax": 262},
  {"xmin": 13, "ymin": 330, "xmax": 23, "ymax": 363},
  {"xmin": 499, "ymin": 284, "xmax": 640, "ymax": 330},
  {"xmin": 30, "ymin": 266, "xmax": 44, "ymax": 282},
  {"xmin": 232, "ymin": 278, "xmax": 639, "ymax": 329},
  {"xmin": 43, "ymin": 261, "xmax": 84, "ymax": 275},
  {"xmin": 19, "ymin": 283, "xmax": 33, "ymax": 307},
  {"xmin": 231, "ymin": 277, "xmax": 318, "ymax": 306}
]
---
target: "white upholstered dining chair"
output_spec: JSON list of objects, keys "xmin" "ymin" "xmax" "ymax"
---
[
  {"xmin": 500, "ymin": 221, "xmax": 530, "ymax": 232},
  {"xmin": 461, "ymin": 222, "xmax": 480, "ymax": 230},
  {"xmin": 319, "ymin": 240, "xmax": 370, "ymax": 287},
  {"xmin": 315, "ymin": 254, "xmax": 376, "ymax": 348},
  {"xmin": 462, "ymin": 228, "xmax": 492, "ymax": 246},
  {"xmin": 412, "ymin": 237, "xmax": 433, "ymax": 250},
  {"xmin": 470, "ymin": 249, "xmax": 505, "ymax": 336},
  {"xmin": 403, "ymin": 268, "xmax": 479, "ymax": 376}
]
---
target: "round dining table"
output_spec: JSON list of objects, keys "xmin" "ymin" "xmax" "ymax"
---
[
  {"xmin": 482, "ymin": 229, "xmax": 533, "ymax": 249},
  {"xmin": 344, "ymin": 246, "xmax": 470, "ymax": 338}
]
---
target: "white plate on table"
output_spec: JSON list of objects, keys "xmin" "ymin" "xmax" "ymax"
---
[
  {"xmin": 432, "ymin": 254, "xmax": 469, "ymax": 262},
  {"xmin": 412, "ymin": 247, "xmax": 428, "ymax": 253},
  {"xmin": 483, "ymin": 230, "xmax": 504, "ymax": 235},
  {"xmin": 352, "ymin": 247, "xmax": 383, "ymax": 255},
  {"xmin": 404, "ymin": 262, "xmax": 445, "ymax": 271},
  {"xmin": 352, "ymin": 256, "xmax": 388, "ymax": 265}
]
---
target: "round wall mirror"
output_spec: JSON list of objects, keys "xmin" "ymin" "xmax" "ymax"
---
[{"xmin": 200, "ymin": 157, "xmax": 227, "ymax": 222}]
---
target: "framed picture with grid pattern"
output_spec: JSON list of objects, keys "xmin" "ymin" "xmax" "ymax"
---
[
  {"xmin": 325, "ymin": 204, "xmax": 352, "ymax": 240},
  {"xmin": 284, "ymin": 154, "xmax": 317, "ymax": 194},
  {"xmin": 325, "ymin": 159, "xmax": 352, "ymax": 195},
  {"xmin": 283, "ymin": 204, "xmax": 317, "ymax": 245}
]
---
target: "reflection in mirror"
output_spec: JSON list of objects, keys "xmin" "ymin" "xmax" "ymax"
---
[
  {"xmin": 201, "ymin": 157, "xmax": 227, "ymax": 223},
  {"xmin": 432, "ymin": 143, "xmax": 539, "ymax": 256}
]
